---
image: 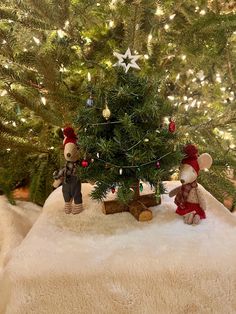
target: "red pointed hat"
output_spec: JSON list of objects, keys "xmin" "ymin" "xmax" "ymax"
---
[
  {"xmin": 63, "ymin": 127, "xmax": 77, "ymax": 146},
  {"xmin": 182, "ymin": 144, "xmax": 200, "ymax": 174}
]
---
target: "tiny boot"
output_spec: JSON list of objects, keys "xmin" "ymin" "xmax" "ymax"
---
[
  {"xmin": 64, "ymin": 201, "xmax": 72, "ymax": 214},
  {"xmin": 192, "ymin": 214, "xmax": 201, "ymax": 225},
  {"xmin": 72, "ymin": 203, "xmax": 83, "ymax": 215},
  {"xmin": 184, "ymin": 212, "xmax": 195, "ymax": 225}
]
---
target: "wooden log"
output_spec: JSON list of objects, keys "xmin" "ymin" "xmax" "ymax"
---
[
  {"xmin": 129, "ymin": 201, "xmax": 153, "ymax": 222},
  {"xmin": 102, "ymin": 200, "xmax": 129, "ymax": 215},
  {"xmin": 136, "ymin": 193, "xmax": 159, "ymax": 207}
]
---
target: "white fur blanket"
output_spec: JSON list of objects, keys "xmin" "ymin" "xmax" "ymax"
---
[
  {"xmin": 0, "ymin": 197, "xmax": 41, "ymax": 270},
  {"xmin": 1, "ymin": 182, "xmax": 236, "ymax": 314}
]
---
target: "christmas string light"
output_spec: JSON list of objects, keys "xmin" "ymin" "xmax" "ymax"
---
[
  {"xmin": 164, "ymin": 24, "xmax": 170, "ymax": 31},
  {"xmin": 33, "ymin": 36, "xmax": 40, "ymax": 45},
  {"xmin": 41, "ymin": 96, "xmax": 46, "ymax": 105},
  {"xmin": 199, "ymin": 9, "xmax": 206, "ymax": 15},
  {"xmin": 108, "ymin": 20, "xmax": 114, "ymax": 28},
  {"xmin": 64, "ymin": 20, "xmax": 70, "ymax": 30},
  {"xmin": 109, "ymin": 0, "xmax": 118, "ymax": 9},
  {"xmin": 148, "ymin": 34, "xmax": 153, "ymax": 43},
  {"xmin": 155, "ymin": 5, "xmax": 164, "ymax": 16},
  {"xmin": 126, "ymin": 140, "xmax": 142, "ymax": 151},
  {"xmin": 85, "ymin": 120, "xmax": 166, "ymax": 153},
  {"xmin": 57, "ymin": 29, "xmax": 66, "ymax": 38},
  {"xmin": 0, "ymin": 90, "xmax": 7, "ymax": 96},
  {"xmin": 94, "ymin": 151, "xmax": 171, "ymax": 169},
  {"xmin": 87, "ymin": 120, "xmax": 122, "ymax": 127}
]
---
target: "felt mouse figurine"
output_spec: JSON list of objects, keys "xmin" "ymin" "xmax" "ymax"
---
[
  {"xmin": 53, "ymin": 127, "xmax": 83, "ymax": 215},
  {"xmin": 169, "ymin": 144, "xmax": 213, "ymax": 225}
]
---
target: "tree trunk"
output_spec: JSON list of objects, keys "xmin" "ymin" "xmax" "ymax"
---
[{"xmin": 131, "ymin": 179, "xmax": 140, "ymax": 199}]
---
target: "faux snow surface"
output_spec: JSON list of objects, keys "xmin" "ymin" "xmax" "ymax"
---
[
  {"xmin": 1, "ymin": 182, "xmax": 236, "ymax": 314},
  {"xmin": 0, "ymin": 196, "xmax": 41, "ymax": 270}
]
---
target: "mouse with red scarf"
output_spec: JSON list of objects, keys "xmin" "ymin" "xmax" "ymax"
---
[
  {"xmin": 53, "ymin": 127, "xmax": 83, "ymax": 215},
  {"xmin": 169, "ymin": 144, "xmax": 213, "ymax": 225}
]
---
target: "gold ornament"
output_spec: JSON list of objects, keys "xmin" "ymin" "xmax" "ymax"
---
[{"xmin": 102, "ymin": 103, "xmax": 111, "ymax": 120}]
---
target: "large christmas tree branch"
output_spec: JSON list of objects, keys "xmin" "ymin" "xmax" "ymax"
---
[
  {"xmin": 0, "ymin": 131, "xmax": 48, "ymax": 152},
  {"xmin": 7, "ymin": 90, "xmax": 61, "ymax": 126}
]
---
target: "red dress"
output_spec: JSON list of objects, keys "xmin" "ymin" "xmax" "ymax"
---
[{"xmin": 176, "ymin": 202, "xmax": 206, "ymax": 219}]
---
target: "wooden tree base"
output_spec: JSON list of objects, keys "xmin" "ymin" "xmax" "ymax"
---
[{"xmin": 102, "ymin": 193, "xmax": 160, "ymax": 222}]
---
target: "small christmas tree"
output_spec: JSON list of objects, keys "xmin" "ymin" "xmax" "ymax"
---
[{"xmin": 77, "ymin": 68, "xmax": 180, "ymax": 220}]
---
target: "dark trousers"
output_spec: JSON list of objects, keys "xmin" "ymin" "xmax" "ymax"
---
[{"xmin": 62, "ymin": 176, "xmax": 82, "ymax": 204}]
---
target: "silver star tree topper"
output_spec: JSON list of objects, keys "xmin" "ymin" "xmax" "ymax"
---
[{"xmin": 113, "ymin": 48, "xmax": 141, "ymax": 73}]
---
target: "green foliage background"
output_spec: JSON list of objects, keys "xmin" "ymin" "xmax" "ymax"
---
[{"xmin": 0, "ymin": 0, "xmax": 235, "ymax": 207}]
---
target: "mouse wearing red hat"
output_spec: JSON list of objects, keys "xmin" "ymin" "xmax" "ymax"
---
[
  {"xmin": 53, "ymin": 127, "xmax": 83, "ymax": 215},
  {"xmin": 169, "ymin": 144, "xmax": 213, "ymax": 225}
]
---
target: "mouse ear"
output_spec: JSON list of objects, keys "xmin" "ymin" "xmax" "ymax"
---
[{"xmin": 198, "ymin": 153, "xmax": 213, "ymax": 170}]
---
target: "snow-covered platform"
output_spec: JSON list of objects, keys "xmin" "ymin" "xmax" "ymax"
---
[{"xmin": 1, "ymin": 182, "xmax": 236, "ymax": 314}]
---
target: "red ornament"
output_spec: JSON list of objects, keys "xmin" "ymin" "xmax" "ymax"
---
[
  {"xmin": 168, "ymin": 119, "xmax": 176, "ymax": 133},
  {"xmin": 156, "ymin": 161, "xmax": 161, "ymax": 169},
  {"xmin": 81, "ymin": 159, "xmax": 89, "ymax": 168},
  {"xmin": 111, "ymin": 187, "xmax": 116, "ymax": 194}
]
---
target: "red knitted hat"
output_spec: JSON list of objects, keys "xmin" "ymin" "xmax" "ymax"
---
[
  {"xmin": 63, "ymin": 127, "xmax": 77, "ymax": 146},
  {"xmin": 181, "ymin": 144, "xmax": 200, "ymax": 174}
]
